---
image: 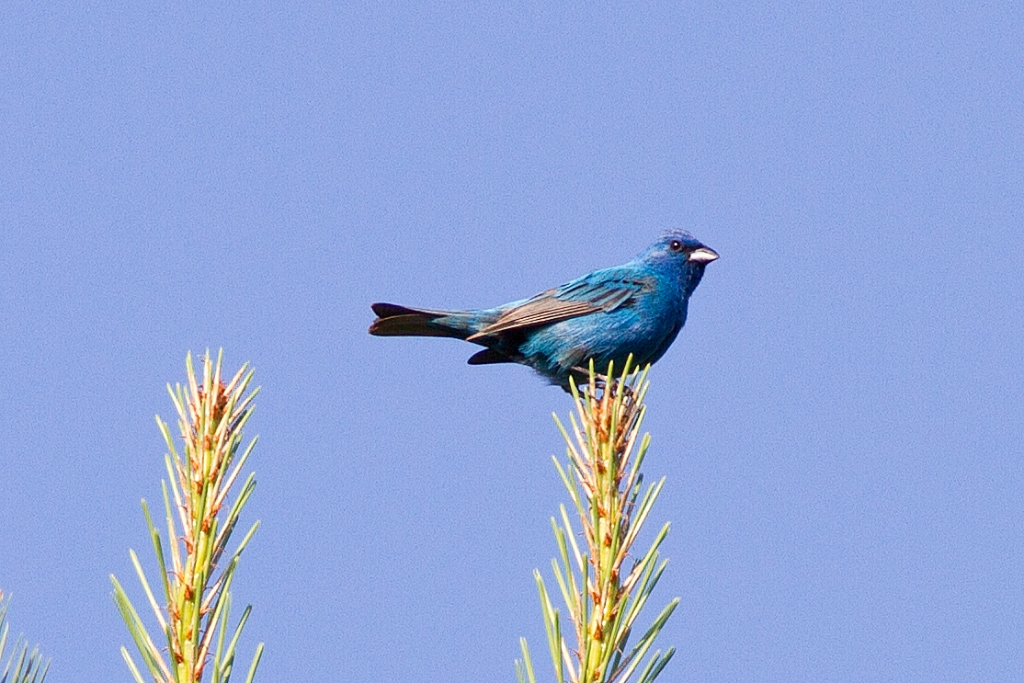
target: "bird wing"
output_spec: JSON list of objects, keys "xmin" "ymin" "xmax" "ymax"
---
[{"xmin": 466, "ymin": 272, "xmax": 651, "ymax": 341}]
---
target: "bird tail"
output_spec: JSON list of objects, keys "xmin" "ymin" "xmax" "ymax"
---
[{"xmin": 368, "ymin": 303, "xmax": 481, "ymax": 339}]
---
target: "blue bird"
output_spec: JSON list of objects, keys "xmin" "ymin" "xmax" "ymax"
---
[{"xmin": 369, "ymin": 230, "xmax": 718, "ymax": 389}]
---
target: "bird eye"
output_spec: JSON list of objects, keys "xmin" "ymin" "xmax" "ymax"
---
[{"xmin": 669, "ymin": 240, "xmax": 684, "ymax": 252}]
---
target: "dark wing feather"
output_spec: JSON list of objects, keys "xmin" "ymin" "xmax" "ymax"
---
[{"xmin": 466, "ymin": 276, "xmax": 648, "ymax": 341}]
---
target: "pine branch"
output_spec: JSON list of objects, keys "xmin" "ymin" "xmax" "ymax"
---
[
  {"xmin": 112, "ymin": 351, "xmax": 264, "ymax": 683},
  {"xmin": 518, "ymin": 357, "xmax": 679, "ymax": 683}
]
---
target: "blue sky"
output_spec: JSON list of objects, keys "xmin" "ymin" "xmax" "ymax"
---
[{"xmin": 1, "ymin": 2, "xmax": 1022, "ymax": 681}]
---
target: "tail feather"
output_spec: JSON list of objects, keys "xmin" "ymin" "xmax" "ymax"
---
[{"xmin": 369, "ymin": 303, "xmax": 473, "ymax": 339}]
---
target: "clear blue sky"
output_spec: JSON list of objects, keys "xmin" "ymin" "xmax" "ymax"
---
[{"xmin": 2, "ymin": 2, "xmax": 1022, "ymax": 681}]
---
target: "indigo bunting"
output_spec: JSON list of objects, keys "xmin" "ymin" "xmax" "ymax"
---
[{"xmin": 369, "ymin": 230, "xmax": 718, "ymax": 388}]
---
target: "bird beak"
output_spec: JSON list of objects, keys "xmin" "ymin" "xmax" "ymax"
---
[{"xmin": 688, "ymin": 246, "xmax": 719, "ymax": 264}]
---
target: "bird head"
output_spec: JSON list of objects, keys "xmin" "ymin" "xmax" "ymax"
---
[{"xmin": 640, "ymin": 229, "xmax": 719, "ymax": 296}]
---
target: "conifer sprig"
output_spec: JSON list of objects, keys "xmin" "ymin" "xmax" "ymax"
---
[
  {"xmin": 0, "ymin": 591, "xmax": 50, "ymax": 683},
  {"xmin": 112, "ymin": 351, "xmax": 264, "ymax": 683},
  {"xmin": 518, "ymin": 357, "xmax": 678, "ymax": 683}
]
